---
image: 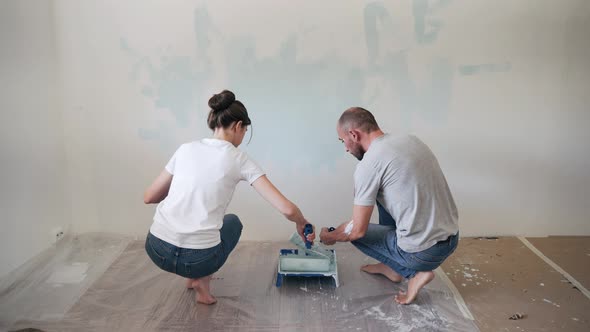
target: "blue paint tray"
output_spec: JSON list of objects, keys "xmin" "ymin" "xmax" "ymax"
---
[{"xmin": 276, "ymin": 248, "xmax": 339, "ymax": 287}]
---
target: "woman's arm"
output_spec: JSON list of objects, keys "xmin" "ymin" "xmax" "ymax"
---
[
  {"xmin": 143, "ymin": 170, "xmax": 173, "ymax": 204},
  {"xmin": 251, "ymin": 175, "xmax": 314, "ymax": 241},
  {"xmin": 251, "ymin": 175, "xmax": 305, "ymax": 223}
]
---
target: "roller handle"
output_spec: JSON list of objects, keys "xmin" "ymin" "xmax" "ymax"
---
[{"xmin": 303, "ymin": 224, "xmax": 314, "ymax": 249}]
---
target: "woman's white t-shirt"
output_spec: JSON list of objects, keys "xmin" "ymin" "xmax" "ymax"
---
[{"xmin": 149, "ymin": 138, "xmax": 265, "ymax": 249}]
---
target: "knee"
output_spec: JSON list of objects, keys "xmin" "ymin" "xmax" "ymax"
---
[{"xmin": 224, "ymin": 214, "xmax": 243, "ymax": 232}]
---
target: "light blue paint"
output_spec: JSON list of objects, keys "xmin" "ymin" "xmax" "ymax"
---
[
  {"xmin": 138, "ymin": 128, "xmax": 159, "ymax": 140},
  {"xmin": 225, "ymin": 33, "xmax": 360, "ymax": 168},
  {"xmin": 364, "ymin": 2, "xmax": 454, "ymax": 126},
  {"xmin": 150, "ymin": 55, "xmax": 199, "ymax": 126},
  {"xmin": 137, "ymin": 122, "xmax": 178, "ymax": 153},
  {"xmin": 141, "ymin": 86, "xmax": 154, "ymax": 97},
  {"xmin": 194, "ymin": 7, "xmax": 214, "ymax": 63},
  {"xmin": 364, "ymin": 2, "xmax": 396, "ymax": 65},
  {"xmin": 422, "ymin": 57, "xmax": 454, "ymax": 123},
  {"xmin": 120, "ymin": 38, "xmax": 131, "ymax": 52},
  {"xmin": 413, "ymin": 0, "xmax": 452, "ymax": 44},
  {"xmin": 120, "ymin": 8, "xmax": 216, "ymax": 137},
  {"xmin": 123, "ymin": 3, "xmax": 512, "ymax": 169},
  {"xmin": 459, "ymin": 63, "xmax": 512, "ymax": 75}
]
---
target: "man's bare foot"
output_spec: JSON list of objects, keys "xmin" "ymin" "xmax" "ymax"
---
[
  {"xmin": 394, "ymin": 271, "xmax": 435, "ymax": 305},
  {"xmin": 190, "ymin": 276, "xmax": 217, "ymax": 304},
  {"xmin": 361, "ymin": 263, "xmax": 403, "ymax": 283}
]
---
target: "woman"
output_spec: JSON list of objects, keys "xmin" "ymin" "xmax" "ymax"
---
[{"xmin": 143, "ymin": 90, "xmax": 313, "ymax": 304}]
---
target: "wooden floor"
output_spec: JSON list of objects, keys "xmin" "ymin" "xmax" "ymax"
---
[{"xmin": 442, "ymin": 236, "xmax": 590, "ymax": 332}]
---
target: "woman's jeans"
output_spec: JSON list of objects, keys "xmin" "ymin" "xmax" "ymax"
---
[
  {"xmin": 145, "ymin": 214, "xmax": 243, "ymax": 279},
  {"xmin": 351, "ymin": 202, "xmax": 458, "ymax": 279}
]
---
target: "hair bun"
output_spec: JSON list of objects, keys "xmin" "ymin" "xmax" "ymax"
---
[{"xmin": 208, "ymin": 90, "xmax": 235, "ymax": 112}]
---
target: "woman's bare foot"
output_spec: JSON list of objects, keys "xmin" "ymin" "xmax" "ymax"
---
[
  {"xmin": 186, "ymin": 275, "xmax": 215, "ymax": 289},
  {"xmin": 360, "ymin": 263, "xmax": 403, "ymax": 283},
  {"xmin": 186, "ymin": 278, "xmax": 195, "ymax": 289},
  {"xmin": 190, "ymin": 276, "xmax": 217, "ymax": 305},
  {"xmin": 394, "ymin": 271, "xmax": 435, "ymax": 305}
]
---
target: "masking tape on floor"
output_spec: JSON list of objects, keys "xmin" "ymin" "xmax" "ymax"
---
[
  {"xmin": 518, "ymin": 236, "xmax": 590, "ymax": 300},
  {"xmin": 435, "ymin": 267, "xmax": 475, "ymax": 320}
]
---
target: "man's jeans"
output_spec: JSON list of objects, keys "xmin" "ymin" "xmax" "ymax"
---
[
  {"xmin": 145, "ymin": 214, "xmax": 243, "ymax": 279},
  {"xmin": 351, "ymin": 202, "xmax": 458, "ymax": 279}
]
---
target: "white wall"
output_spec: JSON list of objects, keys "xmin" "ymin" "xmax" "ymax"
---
[
  {"xmin": 2, "ymin": 0, "xmax": 589, "ymax": 278},
  {"xmin": 0, "ymin": 0, "xmax": 68, "ymax": 278},
  {"xmin": 55, "ymin": 0, "xmax": 590, "ymax": 240}
]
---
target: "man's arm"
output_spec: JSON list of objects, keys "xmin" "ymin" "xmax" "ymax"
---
[{"xmin": 320, "ymin": 205, "xmax": 374, "ymax": 245}]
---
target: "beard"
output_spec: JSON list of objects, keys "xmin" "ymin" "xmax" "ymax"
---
[{"xmin": 350, "ymin": 145, "xmax": 365, "ymax": 161}]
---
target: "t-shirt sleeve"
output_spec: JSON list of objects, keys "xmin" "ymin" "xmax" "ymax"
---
[
  {"xmin": 240, "ymin": 153, "xmax": 266, "ymax": 184},
  {"xmin": 164, "ymin": 145, "xmax": 181, "ymax": 175},
  {"xmin": 353, "ymin": 162, "xmax": 381, "ymax": 206}
]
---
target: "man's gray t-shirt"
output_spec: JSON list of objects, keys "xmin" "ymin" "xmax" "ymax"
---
[{"xmin": 354, "ymin": 134, "xmax": 459, "ymax": 253}]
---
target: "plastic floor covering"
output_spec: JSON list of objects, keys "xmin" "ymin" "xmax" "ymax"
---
[{"xmin": 0, "ymin": 233, "xmax": 479, "ymax": 332}]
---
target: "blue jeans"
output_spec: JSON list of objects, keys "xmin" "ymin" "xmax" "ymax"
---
[
  {"xmin": 145, "ymin": 214, "xmax": 243, "ymax": 279},
  {"xmin": 351, "ymin": 202, "xmax": 458, "ymax": 279}
]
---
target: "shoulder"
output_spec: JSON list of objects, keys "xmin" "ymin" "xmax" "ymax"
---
[
  {"xmin": 237, "ymin": 150, "xmax": 261, "ymax": 168},
  {"xmin": 175, "ymin": 141, "xmax": 200, "ymax": 153}
]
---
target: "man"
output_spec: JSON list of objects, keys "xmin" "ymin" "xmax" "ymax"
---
[{"xmin": 320, "ymin": 107, "xmax": 459, "ymax": 305}]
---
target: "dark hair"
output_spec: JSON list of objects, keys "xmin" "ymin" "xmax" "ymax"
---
[
  {"xmin": 338, "ymin": 107, "xmax": 380, "ymax": 133},
  {"xmin": 207, "ymin": 90, "xmax": 251, "ymax": 130}
]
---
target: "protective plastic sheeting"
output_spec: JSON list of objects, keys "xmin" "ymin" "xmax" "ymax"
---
[{"xmin": 2, "ymin": 234, "xmax": 478, "ymax": 331}]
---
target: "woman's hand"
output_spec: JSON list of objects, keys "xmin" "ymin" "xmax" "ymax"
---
[{"xmin": 296, "ymin": 222, "xmax": 316, "ymax": 245}]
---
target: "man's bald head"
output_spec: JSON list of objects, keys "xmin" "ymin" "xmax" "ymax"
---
[{"xmin": 337, "ymin": 107, "xmax": 380, "ymax": 133}]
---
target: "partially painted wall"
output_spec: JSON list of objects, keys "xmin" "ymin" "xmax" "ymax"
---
[
  {"xmin": 56, "ymin": 0, "xmax": 590, "ymax": 240},
  {"xmin": 2, "ymin": 1, "xmax": 589, "ymax": 277}
]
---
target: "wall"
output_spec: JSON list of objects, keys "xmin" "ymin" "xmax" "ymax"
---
[
  {"xmin": 3, "ymin": 1, "xmax": 589, "ymax": 274},
  {"xmin": 56, "ymin": 0, "xmax": 590, "ymax": 239},
  {"xmin": 0, "ymin": 0, "xmax": 68, "ymax": 278}
]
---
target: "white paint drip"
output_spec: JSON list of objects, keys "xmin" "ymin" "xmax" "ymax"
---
[
  {"xmin": 46, "ymin": 262, "xmax": 89, "ymax": 284},
  {"xmin": 363, "ymin": 303, "xmax": 450, "ymax": 331}
]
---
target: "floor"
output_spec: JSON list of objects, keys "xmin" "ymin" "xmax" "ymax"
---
[
  {"xmin": 0, "ymin": 234, "xmax": 588, "ymax": 331},
  {"xmin": 442, "ymin": 236, "xmax": 590, "ymax": 332}
]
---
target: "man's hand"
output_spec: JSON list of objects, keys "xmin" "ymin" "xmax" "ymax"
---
[{"xmin": 320, "ymin": 227, "xmax": 336, "ymax": 245}]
